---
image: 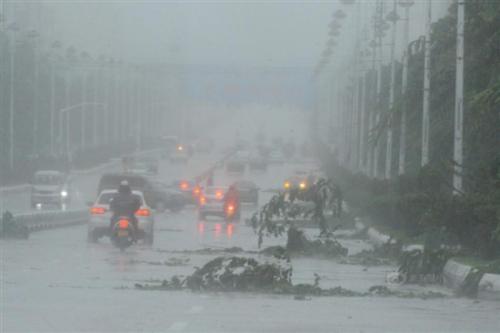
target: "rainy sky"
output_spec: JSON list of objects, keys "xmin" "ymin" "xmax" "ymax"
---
[{"xmin": 24, "ymin": 0, "xmax": 451, "ymax": 68}]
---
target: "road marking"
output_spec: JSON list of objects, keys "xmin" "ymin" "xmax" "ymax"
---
[
  {"xmin": 168, "ymin": 321, "xmax": 188, "ymax": 331},
  {"xmin": 188, "ymin": 305, "xmax": 204, "ymax": 314}
]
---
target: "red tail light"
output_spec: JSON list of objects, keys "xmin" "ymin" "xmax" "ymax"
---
[
  {"xmin": 135, "ymin": 208, "xmax": 150, "ymax": 217},
  {"xmin": 199, "ymin": 196, "xmax": 206, "ymax": 205},
  {"xmin": 90, "ymin": 206, "xmax": 106, "ymax": 215},
  {"xmin": 215, "ymin": 191, "xmax": 224, "ymax": 200},
  {"xmin": 180, "ymin": 181, "xmax": 189, "ymax": 190},
  {"xmin": 227, "ymin": 205, "xmax": 235, "ymax": 212},
  {"xmin": 118, "ymin": 219, "xmax": 129, "ymax": 229}
]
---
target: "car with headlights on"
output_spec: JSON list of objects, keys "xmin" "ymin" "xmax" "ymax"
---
[
  {"xmin": 30, "ymin": 170, "xmax": 71, "ymax": 209},
  {"xmin": 169, "ymin": 144, "xmax": 190, "ymax": 163},
  {"xmin": 87, "ymin": 189, "xmax": 154, "ymax": 244},
  {"xmin": 283, "ymin": 176, "xmax": 308, "ymax": 192}
]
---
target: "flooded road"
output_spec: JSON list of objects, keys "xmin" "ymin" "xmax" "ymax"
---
[{"xmin": 3, "ymin": 153, "xmax": 500, "ymax": 332}]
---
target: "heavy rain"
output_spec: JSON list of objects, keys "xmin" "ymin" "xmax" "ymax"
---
[{"xmin": 1, "ymin": 1, "xmax": 500, "ymax": 332}]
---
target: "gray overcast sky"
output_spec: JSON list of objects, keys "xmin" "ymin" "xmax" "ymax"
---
[
  {"xmin": 35, "ymin": 1, "xmax": 451, "ymax": 67},
  {"xmin": 45, "ymin": 1, "xmax": 338, "ymax": 67}
]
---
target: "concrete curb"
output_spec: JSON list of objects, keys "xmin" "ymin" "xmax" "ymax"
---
[
  {"xmin": 14, "ymin": 209, "xmax": 89, "ymax": 233},
  {"xmin": 478, "ymin": 273, "xmax": 500, "ymax": 301},
  {"xmin": 442, "ymin": 259, "xmax": 500, "ymax": 301},
  {"xmin": 356, "ymin": 219, "xmax": 500, "ymax": 301},
  {"xmin": 442, "ymin": 259, "xmax": 473, "ymax": 291}
]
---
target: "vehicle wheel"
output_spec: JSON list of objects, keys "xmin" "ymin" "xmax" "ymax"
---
[{"xmin": 156, "ymin": 201, "xmax": 166, "ymax": 213}]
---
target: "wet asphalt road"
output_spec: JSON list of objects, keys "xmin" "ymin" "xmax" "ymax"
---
[
  {"xmin": 2, "ymin": 108, "xmax": 500, "ymax": 332},
  {"xmin": 3, "ymin": 152, "xmax": 500, "ymax": 333}
]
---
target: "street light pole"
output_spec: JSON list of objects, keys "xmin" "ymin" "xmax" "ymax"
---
[
  {"xmin": 29, "ymin": 30, "xmax": 40, "ymax": 155},
  {"xmin": 421, "ymin": 0, "xmax": 432, "ymax": 167},
  {"xmin": 92, "ymin": 63, "xmax": 99, "ymax": 146},
  {"xmin": 80, "ymin": 67, "xmax": 88, "ymax": 149},
  {"xmin": 453, "ymin": 0, "xmax": 465, "ymax": 194},
  {"xmin": 8, "ymin": 22, "xmax": 18, "ymax": 170},
  {"xmin": 398, "ymin": 1, "xmax": 414, "ymax": 175},
  {"xmin": 385, "ymin": 1, "xmax": 398, "ymax": 180},
  {"xmin": 49, "ymin": 42, "xmax": 61, "ymax": 155},
  {"xmin": 373, "ymin": 1, "xmax": 385, "ymax": 179},
  {"xmin": 59, "ymin": 103, "xmax": 107, "ymax": 159}
]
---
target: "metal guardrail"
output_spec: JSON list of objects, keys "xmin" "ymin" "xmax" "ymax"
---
[{"xmin": 13, "ymin": 209, "xmax": 88, "ymax": 232}]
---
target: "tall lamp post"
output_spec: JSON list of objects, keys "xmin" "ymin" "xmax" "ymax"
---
[
  {"xmin": 27, "ymin": 29, "xmax": 40, "ymax": 155},
  {"xmin": 421, "ymin": 0, "xmax": 432, "ymax": 167},
  {"xmin": 7, "ymin": 21, "xmax": 19, "ymax": 170},
  {"xmin": 398, "ymin": 0, "xmax": 414, "ymax": 175},
  {"xmin": 385, "ymin": 1, "xmax": 399, "ymax": 179},
  {"xmin": 49, "ymin": 40, "xmax": 62, "ymax": 155},
  {"xmin": 453, "ymin": 0, "xmax": 465, "ymax": 194}
]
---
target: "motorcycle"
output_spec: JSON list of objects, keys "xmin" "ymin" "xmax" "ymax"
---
[{"xmin": 111, "ymin": 216, "xmax": 136, "ymax": 251}]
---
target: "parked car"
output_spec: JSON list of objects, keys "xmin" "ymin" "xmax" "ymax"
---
[
  {"xmin": 87, "ymin": 189, "xmax": 154, "ymax": 244},
  {"xmin": 30, "ymin": 170, "xmax": 71, "ymax": 209}
]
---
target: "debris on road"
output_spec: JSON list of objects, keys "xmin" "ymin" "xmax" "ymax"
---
[
  {"xmin": 0, "ymin": 211, "xmax": 29, "ymax": 239},
  {"xmin": 287, "ymin": 227, "xmax": 348, "ymax": 257},
  {"xmin": 186, "ymin": 256, "xmax": 293, "ymax": 292}
]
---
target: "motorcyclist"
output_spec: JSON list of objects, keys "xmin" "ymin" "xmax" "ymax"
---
[
  {"xmin": 223, "ymin": 184, "xmax": 240, "ymax": 216},
  {"xmin": 109, "ymin": 180, "xmax": 141, "ymax": 239}
]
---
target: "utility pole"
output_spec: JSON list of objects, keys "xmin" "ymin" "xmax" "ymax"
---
[
  {"xmin": 8, "ymin": 22, "xmax": 18, "ymax": 170},
  {"xmin": 64, "ymin": 59, "xmax": 71, "ymax": 155},
  {"xmin": 385, "ymin": 1, "xmax": 398, "ymax": 180},
  {"xmin": 373, "ymin": 1, "xmax": 385, "ymax": 179},
  {"xmin": 49, "ymin": 42, "xmax": 60, "ymax": 155},
  {"xmin": 398, "ymin": 1, "xmax": 414, "ymax": 175},
  {"xmin": 104, "ymin": 61, "xmax": 111, "ymax": 144},
  {"xmin": 421, "ymin": 0, "xmax": 432, "ymax": 167},
  {"xmin": 358, "ymin": 71, "xmax": 366, "ymax": 173},
  {"xmin": 367, "ymin": 1, "xmax": 379, "ymax": 178},
  {"xmin": 453, "ymin": 0, "xmax": 465, "ymax": 194},
  {"xmin": 29, "ymin": 30, "xmax": 40, "ymax": 155},
  {"xmin": 92, "ymin": 63, "xmax": 99, "ymax": 146},
  {"xmin": 81, "ymin": 67, "xmax": 88, "ymax": 149},
  {"xmin": 135, "ymin": 69, "xmax": 142, "ymax": 151}
]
